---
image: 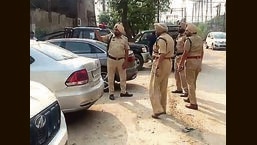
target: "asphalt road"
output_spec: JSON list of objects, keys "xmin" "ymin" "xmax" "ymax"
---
[{"xmin": 64, "ymin": 48, "xmax": 226, "ymax": 145}]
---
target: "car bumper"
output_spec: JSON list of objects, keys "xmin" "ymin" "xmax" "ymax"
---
[
  {"xmin": 48, "ymin": 112, "xmax": 68, "ymax": 145},
  {"xmin": 56, "ymin": 79, "xmax": 104, "ymax": 113},
  {"xmin": 126, "ymin": 65, "xmax": 138, "ymax": 81},
  {"xmin": 115, "ymin": 65, "xmax": 138, "ymax": 82},
  {"xmin": 141, "ymin": 52, "xmax": 150, "ymax": 63},
  {"xmin": 214, "ymin": 44, "xmax": 226, "ymax": 50}
]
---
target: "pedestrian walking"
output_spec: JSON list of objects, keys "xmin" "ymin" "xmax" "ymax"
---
[
  {"xmin": 178, "ymin": 23, "xmax": 204, "ymax": 110},
  {"xmin": 149, "ymin": 23, "xmax": 174, "ymax": 119},
  {"xmin": 95, "ymin": 23, "xmax": 133, "ymax": 100},
  {"xmin": 171, "ymin": 21, "xmax": 188, "ymax": 97}
]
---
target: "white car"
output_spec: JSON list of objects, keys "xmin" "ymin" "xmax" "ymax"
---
[
  {"xmin": 30, "ymin": 40, "xmax": 104, "ymax": 113},
  {"xmin": 205, "ymin": 31, "xmax": 226, "ymax": 50},
  {"xmin": 30, "ymin": 81, "xmax": 68, "ymax": 145}
]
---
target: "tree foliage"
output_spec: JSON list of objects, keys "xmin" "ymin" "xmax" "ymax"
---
[{"xmin": 103, "ymin": 0, "xmax": 170, "ymax": 40}]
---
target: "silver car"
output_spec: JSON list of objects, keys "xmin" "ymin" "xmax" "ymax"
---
[
  {"xmin": 47, "ymin": 38, "xmax": 138, "ymax": 92},
  {"xmin": 30, "ymin": 40, "xmax": 104, "ymax": 113}
]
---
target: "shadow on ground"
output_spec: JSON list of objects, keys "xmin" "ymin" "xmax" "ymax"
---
[{"xmin": 64, "ymin": 110, "xmax": 128, "ymax": 145}]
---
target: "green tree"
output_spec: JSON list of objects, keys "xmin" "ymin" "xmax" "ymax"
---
[
  {"xmin": 98, "ymin": 12, "xmax": 111, "ymax": 25},
  {"xmin": 108, "ymin": 0, "xmax": 170, "ymax": 41}
]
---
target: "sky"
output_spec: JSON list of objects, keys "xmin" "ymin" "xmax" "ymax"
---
[{"xmin": 94, "ymin": 0, "xmax": 226, "ymax": 24}]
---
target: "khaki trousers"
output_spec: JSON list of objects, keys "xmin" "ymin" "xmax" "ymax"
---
[
  {"xmin": 174, "ymin": 56, "xmax": 188, "ymax": 92},
  {"xmin": 107, "ymin": 58, "xmax": 127, "ymax": 95},
  {"xmin": 185, "ymin": 59, "xmax": 201, "ymax": 104},
  {"xmin": 149, "ymin": 59, "xmax": 171, "ymax": 114}
]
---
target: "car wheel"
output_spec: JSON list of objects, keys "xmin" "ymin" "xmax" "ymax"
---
[
  {"xmin": 135, "ymin": 53, "xmax": 144, "ymax": 71},
  {"xmin": 101, "ymin": 67, "xmax": 109, "ymax": 92}
]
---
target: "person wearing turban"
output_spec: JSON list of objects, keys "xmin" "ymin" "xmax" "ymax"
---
[
  {"xmin": 178, "ymin": 23, "xmax": 204, "ymax": 110},
  {"xmin": 149, "ymin": 23, "xmax": 174, "ymax": 119},
  {"xmin": 95, "ymin": 23, "xmax": 133, "ymax": 100}
]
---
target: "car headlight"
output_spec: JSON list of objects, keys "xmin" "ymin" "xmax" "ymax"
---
[{"xmin": 142, "ymin": 47, "xmax": 147, "ymax": 53}]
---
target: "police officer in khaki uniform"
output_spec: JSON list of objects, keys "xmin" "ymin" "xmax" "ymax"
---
[
  {"xmin": 95, "ymin": 23, "xmax": 133, "ymax": 100},
  {"xmin": 178, "ymin": 23, "xmax": 204, "ymax": 110},
  {"xmin": 171, "ymin": 22, "xmax": 188, "ymax": 97},
  {"xmin": 149, "ymin": 23, "xmax": 174, "ymax": 119}
]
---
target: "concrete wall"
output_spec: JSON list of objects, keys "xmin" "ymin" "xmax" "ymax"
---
[
  {"xmin": 78, "ymin": 0, "xmax": 96, "ymax": 26},
  {"xmin": 30, "ymin": 0, "xmax": 97, "ymax": 34},
  {"xmin": 30, "ymin": 9, "xmax": 75, "ymax": 33}
]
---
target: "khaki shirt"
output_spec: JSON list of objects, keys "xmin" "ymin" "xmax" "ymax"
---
[
  {"xmin": 153, "ymin": 33, "xmax": 174, "ymax": 58},
  {"xmin": 184, "ymin": 34, "xmax": 203, "ymax": 56},
  {"xmin": 176, "ymin": 33, "xmax": 187, "ymax": 53},
  {"xmin": 102, "ymin": 33, "xmax": 129, "ymax": 58}
]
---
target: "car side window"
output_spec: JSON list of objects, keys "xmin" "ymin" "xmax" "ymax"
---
[
  {"xmin": 65, "ymin": 42, "xmax": 91, "ymax": 54},
  {"xmin": 141, "ymin": 33, "xmax": 151, "ymax": 40},
  {"xmin": 89, "ymin": 44, "xmax": 104, "ymax": 53},
  {"xmin": 30, "ymin": 56, "xmax": 35, "ymax": 64},
  {"xmin": 50, "ymin": 41, "xmax": 61, "ymax": 46}
]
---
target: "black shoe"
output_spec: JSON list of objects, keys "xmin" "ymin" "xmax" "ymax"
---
[
  {"xmin": 183, "ymin": 98, "xmax": 190, "ymax": 103},
  {"xmin": 120, "ymin": 92, "xmax": 133, "ymax": 97},
  {"xmin": 180, "ymin": 93, "xmax": 188, "ymax": 97},
  {"xmin": 171, "ymin": 90, "xmax": 183, "ymax": 93},
  {"xmin": 109, "ymin": 94, "xmax": 115, "ymax": 100}
]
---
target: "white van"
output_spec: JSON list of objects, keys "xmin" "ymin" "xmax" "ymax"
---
[{"xmin": 30, "ymin": 81, "xmax": 68, "ymax": 145}]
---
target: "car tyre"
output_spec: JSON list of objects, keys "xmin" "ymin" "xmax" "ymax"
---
[
  {"xmin": 135, "ymin": 53, "xmax": 144, "ymax": 71},
  {"xmin": 101, "ymin": 67, "xmax": 109, "ymax": 92}
]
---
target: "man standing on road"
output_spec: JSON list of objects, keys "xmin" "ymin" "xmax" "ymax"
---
[
  {"xmin": 95, "ymin": 23, "xmax": 133, "ymax": 100},
  {"xmin": 178, "ymin": 23, "xmax": 204, "ymax": 110},
  {"xmin": 149, "ymin": 23, "xmax": 174, "ymax": 119},
  {"xmin": 171, "ymin": 22, "xmax": 188, "ymax": 97}
]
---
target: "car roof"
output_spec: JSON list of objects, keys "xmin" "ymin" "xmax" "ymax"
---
[{"xmin": 48, "ymin": 38, "xmax": 99, "ymax": 43}]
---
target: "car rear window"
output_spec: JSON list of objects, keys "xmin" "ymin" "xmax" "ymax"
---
[{"xmin": 31, "ymin": 42, "xmax": 78, "ymax": 61}]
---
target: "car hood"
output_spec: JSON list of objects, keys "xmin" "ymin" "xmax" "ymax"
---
[
  {"xmin": 129, "ymin": 42, "xmax": 145, "ymax": 47},
  {"xmin": 30, "ymin": 81, "xmax": 57, "ymax": 118}
]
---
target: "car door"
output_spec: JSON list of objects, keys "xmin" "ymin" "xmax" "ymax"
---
[
  {"xmin": 64, "ymin": 41, "xmax": 98, "ymax": 59},
  {"xmin": 88, "ymin": 43, "xmax": 107, "ymax": 67}
]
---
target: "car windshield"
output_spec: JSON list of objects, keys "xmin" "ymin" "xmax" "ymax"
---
[
  {"xmin": 134, "ymin": 33, "xmax": 143, "ymax": 42},
  {"xmin": 32, "ymin": 42, "xmax": 78, "ymax": 61},
  {"xmin": 213, "ymin": 33, "xmax": 226, "ymax": 39}
]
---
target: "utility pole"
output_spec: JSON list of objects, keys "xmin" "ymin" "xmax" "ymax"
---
[
  {"xmin": 157, "ymin": 0, "xmax": 160, "ymax": 22},
  {"xmin": 201, "ymin": 0, "xmax": 203, "ymax": 22},
  {"xmin": 192, "ymin": 2, "xmax": 194, "ymax": 22},
  {"xmin": 102, "ymin": 0, "xmax": 106, "ymax": 12}
]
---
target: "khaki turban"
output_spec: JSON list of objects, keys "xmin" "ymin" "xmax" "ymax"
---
[
  {"xmin": 114, "ymin": 23, "xmax": 126, "ymax": 35},
  {"xmin": 154, "ymin": 23, "xmax": 168, "ymax": 33},
  {"xmin": 186, "ymin": 23, "xmax": 198, "ymax": 33},
  {"xmin": 179, "ymin": 22, "xmax": 187, "ymax": 29}
]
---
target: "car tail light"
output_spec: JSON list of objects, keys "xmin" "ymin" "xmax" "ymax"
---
[
  {"xmin": 127, "ymin": 55, "xmax": 135, "ymax": 62},
  {"xmin": 65, "ymin": 69, "xmax": 89, "ymax": 86}
]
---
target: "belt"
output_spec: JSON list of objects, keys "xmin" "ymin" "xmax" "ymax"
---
[
  {"xmin": 154, "ymin": 57, "xmax": 172, "ymax": 59},
  {"xmin": 187, "ymin": 56, "xmax": 201, "ymax": 59},
  {"xmin": 176, "ymin": 52, "xmax": 183, "ymax": 56},
  {"xmin": 108, "ymin": 55, "xmax": 124, "ymax": 60}
]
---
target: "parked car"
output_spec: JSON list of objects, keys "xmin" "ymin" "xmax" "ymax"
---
[
  {"xmin": 134, "ymin": 25, "xmax": 180, "ymax": 45},
  {"xmin": 30, "ymin": 81, "xmax": 68, "ymax": 145},
  {"xmin": 134, "ymin": 25, "xmax": 180, "ymax": 72},
  {"xmin": 47, "ymin": 38, "xmax": 138, "ymax": 92},
  {"xmin": 128, "ymin": 42, "xmax": 150, "ymax": 70},
  {"xmin": 205, "ymin": 31, "xmax": 226, "ymax": 50},
  {"xmin": 40, "ymin": 26, "xmax": 150, "ymax": 70},
  {"xmin": 30, "ymin": 40, "xmax": 104, "ymax": 113}
]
